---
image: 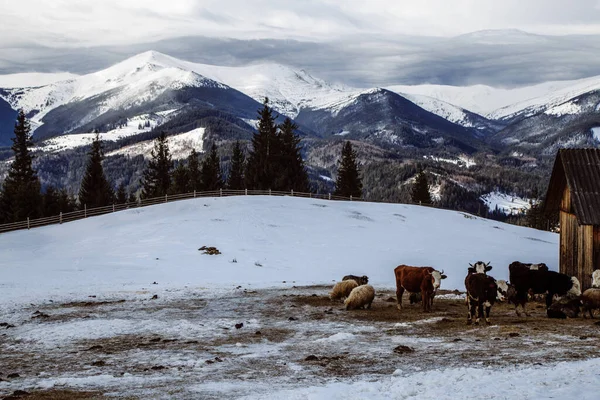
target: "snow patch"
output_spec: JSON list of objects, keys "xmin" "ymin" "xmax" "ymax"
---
[
  {"xmin": 106, "ymin": 127, "xmax": 205, "ymax": 160},
  {"xmin": 591, "ymin": 127, "xmax": 600, "ymax": 142},
  {"xmin": 424, "ymin": 155, "xmax": 476, "ymax": 168},
  {"xmin": 482, "ymin": 192, "xmax": 532, "ymax": 215},
  {"xmin": 315, "ymin": 332, "xmax": 357, "ymax": 343}
]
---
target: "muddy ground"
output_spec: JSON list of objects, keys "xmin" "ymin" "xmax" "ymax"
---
[{"xmin": 1, "ymin": 286, "xmax": 599, "ymax": 399}]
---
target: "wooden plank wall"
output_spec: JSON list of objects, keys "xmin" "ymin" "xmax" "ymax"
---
[{"xmin": 560, "ymin": 211, "xmax": 578, "ymax": 278}]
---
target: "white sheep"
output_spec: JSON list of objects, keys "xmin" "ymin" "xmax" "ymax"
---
[
  {"xmin": 592, "ymin": 270, "xmax": 600, "ymax": 288},
  {"xmin": 329, "ymin": 280, "xmax": 359, "ymax": 301},
  {"xmin": 344, "ymin": 284, "xmax": 375, "ymax": 310}
]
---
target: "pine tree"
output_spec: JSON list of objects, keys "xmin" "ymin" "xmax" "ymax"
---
[
  {"xmin": 276, "ymin": 118, "xmax": 310, "ymax": 192},
  {"xmin": 79, "ymin": 132, "xmax": 114, "ymax": 208},
  {"xmin": 227, "ymin": 141, "xmax": 246, "ymax": 190},
  {"xmin": 245, "ymin": 98, "xmax": 281, "ymax": 190},
  {"xmin": 201, "ymin": 143, "xmax": 223, "ymax": 191},
  {"xmin": 411, "ymin": 168, "xmax": 432, "ymax": 205},
  {"xmin": 128, "ymin": 192, "xmax": 138, "ymax": 204},
  {"xmin": 140, "ymin": 132, "xmax": 173, "ymax": 199},
  {"xmin": 187, "ymin": 149, "xmax": 202, "ymax": 191},
  {"xmin": 116, "ymin": 183, "xmax": 128, "ymax": 204},
  {"xmin": 43, "ymin": 185, "xmax": 60, "ymax": 217},
  {"xmin": 171, "ymin": 163, "xmax": 190, "ymax": 194},
  {"xmin": 0, "ymin": 110, "xmax": 42, "ymax": 223},
  {"xmin": 334, "ymin": 141, "xmax": 362, "ymax": 198}
]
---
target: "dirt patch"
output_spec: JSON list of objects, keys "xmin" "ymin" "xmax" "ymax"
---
[
  {"xmin": 207, "ymin": 328, "xmax": 294, "ymax": 347},
  {"xmin": 2, "ymin": 390, "xmax": 112, "ymax": 399},
  {"xmin": 60, "ymin": 300, "xmax": 127, "ymax": 309}
]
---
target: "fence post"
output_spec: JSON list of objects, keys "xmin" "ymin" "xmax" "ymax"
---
[
  {"xmin": 310, "ymin": 193, "xmax": 312, "ymax": 198},
  {"xmin": 27, "ymin": 217, "xmax": 30, "ymax": 230},
  {"xmin": 59, "ymin": 212, "xmax": 62, "ymax": 224},
  {"xmin": 245, "ymin": 188, "xmax": 248, "ymax": 196},
  {"xmin": 194, "ymin": 190, "xmax": 196, "ymax": 198},
  {"xmin": 269, "ymin": 189, "xmax": 272, "ymax": 196},
  {"xmin": 113, "ymin": 204, "xmax": 115, "ymax": 212},
  {"xmin": 291, "ymin": 189, "xmax": 294, "ymax": 197},
  {"xmin": 350, "ymin": 195, "xmax": 353, "ymax": 202},
  {"xmin": 165, "ymin": 194, "xmax": 168, "ymax": 203},
  {"xmin": 220, "ymin": 188, "xmax": 222, "ymax": 197},
  {"xmin": 328, "ymin": 193, "xmax": 331, "ymax": 200},
  {"xmin": 419, "ymin": 201, "xmax": 422, "ymax": 206},
  {"xmin": 84, "ymin": 204, "xmax": 87, "ymax": 218}
]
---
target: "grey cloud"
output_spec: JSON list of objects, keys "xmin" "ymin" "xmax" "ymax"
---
[{"xmin": 2, "ymin": 31, "xmax": 600, "ymax": 88}]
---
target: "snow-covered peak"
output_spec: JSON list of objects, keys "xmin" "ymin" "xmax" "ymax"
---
[
  {"xmin": 0, "ymin": 51, "xmax": 229, "ymax": 130},
  {"xmin": 453, "ymin": 29, "xmax": 548, "ymax": 45}
]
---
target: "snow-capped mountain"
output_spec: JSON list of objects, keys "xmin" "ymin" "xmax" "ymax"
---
[
  {"xmin": 390, "ymin": 74, "xmax": 600, "ymax": 121},
  {"xmin": 491, "ymin": 89, "xmax": 600, "ymax": 155},
  {"xmin": 0, "ymin": 51, "xmax": 262, "ymax": 140}
]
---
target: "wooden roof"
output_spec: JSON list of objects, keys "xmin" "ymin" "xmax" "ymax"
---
[{"xmin": 545, "ymin": 148, "xmax": 600, "ymax": 225}]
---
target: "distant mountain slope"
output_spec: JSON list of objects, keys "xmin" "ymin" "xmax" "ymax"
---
[
  {"xmin": 0, "ymin": 96, "xmax": 17, "ymax": 146},
  {"xmin": 492, "ymin": 90, "xmax": 600, "ymax": 156},
  {"xmin": 389, "ymin": 74, "xmax": 600, "ymax": 120},
  {"xmin": 295, "ymin": 88, "xmax": 487, "ymax": 153}
]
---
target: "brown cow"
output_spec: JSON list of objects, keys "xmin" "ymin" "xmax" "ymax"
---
[{"xmin": 394, "ymin": 265, "xmax": 447, "ymax": 312}]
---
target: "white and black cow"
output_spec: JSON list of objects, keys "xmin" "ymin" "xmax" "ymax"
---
[
  {"xmin": 464, "ymin": 272, "xmax": 499, "ymax": 325},
  {"xmin": 508, "ymin": 262, "xmax": 581, "ymax": 316},
  {"xmin": 468, "ymin": 261, "xmax": 493, "ymax": 275}
]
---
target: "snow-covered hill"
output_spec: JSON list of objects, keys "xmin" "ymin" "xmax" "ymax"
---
[{"xmin": 0, "ymin": 196, "xmax": 557, "ymax": 305}]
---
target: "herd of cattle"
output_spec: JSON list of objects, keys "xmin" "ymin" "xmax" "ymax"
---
[{"xmin": 329, "ymin": 263, "xmax": 600, "ymax": 325}]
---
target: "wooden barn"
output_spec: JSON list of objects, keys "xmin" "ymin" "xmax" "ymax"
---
[{"xmin": 545, "ymin": 148, "xmax": 600, "ymax": 290}]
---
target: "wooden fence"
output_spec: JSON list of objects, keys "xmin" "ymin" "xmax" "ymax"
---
[{"xmin": 0, "ymin": 189, "xmax": 363, "ymax": 234}]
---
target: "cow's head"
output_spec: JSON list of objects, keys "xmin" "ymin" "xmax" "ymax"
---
[
  {"xmin": 592, "ymin": 270, "xmax": 600, "ymax": 288},
  {"xmin": 529, "ymin": 263, "xmax": 548, "ymax": 271},
  {"xmin": 431, "ymin": 270, "xmax": 445, "ymax": 290},
  {"xmin": 568, "ymin": 276, "xmax": 582, "ymax": 297},
  {"xmin": 469, "ymin": 261, "xmax": 492, "ymax": 274},
  {"xmin": 496, "ymin": 280, "xmax": 509, "ymax": 302}
]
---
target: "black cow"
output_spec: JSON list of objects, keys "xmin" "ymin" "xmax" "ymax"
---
[
  {"xmin": 509, "ymin": 261, "xmax": 549, "ymax": 272},
  {"xmin": 465, "ymin": 273, "xmax": 499, "ymax": 325},
  {"xmin": 509, "ymin": 262, "xmax": 581, "ymax": 316},
  {"xmin": 342, "ymin": 275, "xmax": 369, "ymax": 285}
]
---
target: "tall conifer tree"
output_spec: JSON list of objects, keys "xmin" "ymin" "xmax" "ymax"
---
[
  {"xmin": 0, "ymin": 110, "xmax": 42, "ymax": 222},
  {"xmin": 140, "ymin": 132, "xmax": 173, "ymax": 198},
  {"xmin": 245, "ymin": 98, "xmax": 280, "ymax": 190},
  {"xmin": 116, "ymin": 183, "xmax": 128, "ymax": 204},
  {"xmin": 171, "ymin": 163, "xmax": 190, "ymax": 194},
  {"xmin": 276, "ymin": 118, "xmax": 309, "ymax": 192},
  {"xmin": 200, "ymin": 143, "xmax": 223, "ymax": 191},
  {"xmin": 227, "ymin": 141, "xmax": 246, "ymax": 190},
  {"xmin": 79, "ymin": 132, "xmax": 114, "ymax": 208},
  {"xmin": 411, "ymin": 168, "xmax": 432, "ymax": 205},
  {"xmin": 187, "ymin": 149, "xmax": 202, "ymax": 191},
  {"xmin": 334, "ymin": 141, "xmax": 362, "ymax": 198}
]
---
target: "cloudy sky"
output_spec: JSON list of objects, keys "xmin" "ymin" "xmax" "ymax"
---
[{"xmin": 1, "ymin": 0, "xmax": 600, "ymax": 87}]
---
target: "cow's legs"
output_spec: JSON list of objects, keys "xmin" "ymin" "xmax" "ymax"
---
[
  {"xmin": 545, "ymin": 292, "xmax": 554, "ymax": 309},
  {"xmin": 421, "ymin": 289, "xmax": 430, "ymax": 312},
  {"xmin": 466, "ymin": 296, "xmax": 472, "ymax": 324},
  {"xmin": 396, "ymin": 286, "xmax": 405, "ymax": 310},
  {"xmin": 476, "ymin": 302, "xmax": 483, "ymax": 325},
  {"xmin": 485, "ymin": 303, "xmax": 492, "ymax": 325}
]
